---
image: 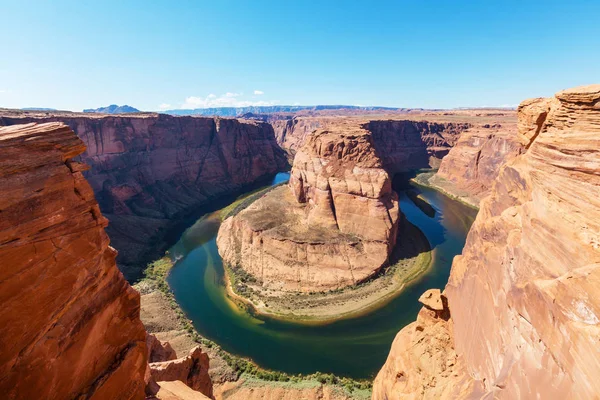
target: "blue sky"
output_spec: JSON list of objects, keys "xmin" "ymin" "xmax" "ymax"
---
[{"xmin": 1, "ymin": 0, "xmax": 599, "ymax": 111}]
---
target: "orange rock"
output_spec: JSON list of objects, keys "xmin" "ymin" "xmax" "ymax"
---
[
  {"xmin": 0, "ymin": 123, "xmax": 147, "ymax": 399},
  {"xmin": 147, "ymin": 333, "xmax": 178, "ymax": 363},
  {"xmin": 218, "ymin": 125, "xmax": 399, "ymax": 292},
  {"xmin": 433, "ymin": 124, "xmax": 523, "ymax": 205},
  {"xmin": 374, "ymin": 84, "xmax": 600, "ymax": 399},
  {"xmin": 149, "ymin": 347, "xmax": 213, "ymax": 399},
  {"xmin": 0, "ymin": 113, "xmax": 288, "ymax": 281}
]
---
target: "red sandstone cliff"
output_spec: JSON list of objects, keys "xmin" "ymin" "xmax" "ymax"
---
[
  {"xmin": 0, "ymin": 112, "xmax": 288, "ymax": 281},
  {"xmin": 430, "ymin": 124, "xmax": 524, "ymax": 206},
  {"xmin": 373, "ymin": 85, "xmax": 600, "ymax": 399},
  {"xmin": 271, "ymin": 116, "xmax": 472, "ymax": 171},
  {"xmin": 0, "ymin": 123, "xmax": 147, "ymax": 399}
]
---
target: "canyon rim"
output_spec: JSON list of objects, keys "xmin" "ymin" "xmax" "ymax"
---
[{"xmin": 2, "ymin": 2, "xmax": 600, "ymax": 398}]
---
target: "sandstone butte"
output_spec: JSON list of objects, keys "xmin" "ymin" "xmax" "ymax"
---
[
  {"xmin": 217, "ymin": 123, "xmax": 400, "ymax": 292},
  {"xmin": 372, "ymin": 84, "xmax": 600, "ymax": 399},
  {"xmin": 0, "ymin": 122, "xmax": 212, "ymax": 400},
  {"xmin": 0, "ymin": 113, "xmax": 289, "ymax": 282}
]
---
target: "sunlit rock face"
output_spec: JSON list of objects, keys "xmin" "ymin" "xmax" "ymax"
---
[
  {"xmin": 0, "ymin": 123, "xmax": 147, "ymax": 399},
  {"xmin": 433, "ymin": 124, "xmax": 524, "ymax": 205},
  {"xmin": 0, "ymin": 113, "xmax": 288, "ymax": 281},
  {"xmin": 218, "ymin": 124, "xmax": 399, "ymax": 292},
  {"xmin": 373, "ymin": 85, "xmax": 600, "ymax": 399}
]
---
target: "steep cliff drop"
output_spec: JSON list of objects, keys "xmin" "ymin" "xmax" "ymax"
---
[
  {"xmin": 427, "ymin": 124, "xmax": 524, "ymax": 207},
  {"xmin": 373, "ymin": 85, "xmax": 600, "ymax": 399},
  {"xmin": 0, "ymin": 112, "xmax": 289, "ymax": 282},
  {"xmin": 0, "ymin": 123, "xmax": 147, "ymax": 399}
]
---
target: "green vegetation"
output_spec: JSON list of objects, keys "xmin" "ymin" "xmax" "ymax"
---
[{"xmin": 140, "ymin": 256, "xmax": 372, "ymax": 397}]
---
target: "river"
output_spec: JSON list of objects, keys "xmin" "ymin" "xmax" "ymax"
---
[{"xmin": 166, "ymin": 172, "xmax": 477, "ymax": 379}]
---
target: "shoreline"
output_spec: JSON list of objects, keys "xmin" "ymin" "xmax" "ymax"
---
[
  {"xmin": 135, "ymin": 257, "xmax": 372, "ymax": 399},
  {"xmin": 222, "ymin": 217, "xmax": 433, "ymax": 324},
  {"xmin": 410, "ymin": 171, "xmax": 480, "ymax": 210}
]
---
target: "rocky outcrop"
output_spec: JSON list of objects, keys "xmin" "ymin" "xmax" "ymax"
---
[
  {"xmin": 149, "ymin": 347, "xmax": 213, "ymax": 398},
  {"xmin": 270, "ymin": 116, "xmax": 323, "ymax": 154},
  {"xmin": 430, "ymin": 125, "xmax": 524, "ymax": 206},
  {"xmin": 0, "ymin": 112, "xmax": 288, "ymax": 281},
  {"xmin": 0, "ymin": 123, "xmax": 147, "ymax": 399},
  {"xmin": 374, "ymin": 85, "xmax": 600, "ymax": 399},
  {"xmin": 153, "ymin": 380, "xmax": 211, "ymax": 400},
  {"xmin": 217, "ymin": 125, "xmax": 399, "ymax": 292},
  {"xmin": 148, "ymin": 333, "xmax": 178, "ymax": 363}
]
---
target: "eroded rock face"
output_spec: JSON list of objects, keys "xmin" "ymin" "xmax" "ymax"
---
[
  {"xmin": 149, "ymin": 347, "xmax": 213, "ymax": 398},
  {"xmin": 217, "ymin": 126, "xmax": 399, "ymax": 292},
  {"xmin": 432, "ymin": 125, "xmax": 524, "ymax": 205},
  {"xmin": 366, "ymin": 120, "xmax": 471, "ymax": 172},
  {"xmin": 271, "ymin": 116, "xmax": 473, "ymax": 171},
  {"xmin": 0, "ymin": 113, "xmax": 288, "ymax": 281},
  {"xmin": 0, "ymin": 123, "xmax": 147, "ymax": 399},
  {"xmin": 373, "ymin": 85, "xmax": 600, "ymax": 399}
]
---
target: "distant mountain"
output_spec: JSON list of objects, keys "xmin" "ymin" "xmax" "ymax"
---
[
  {"xmin": 83, "ymin": 104, "xmax": 140, "ymax": 114},
  {"xmin": 164, "ymin": 105, "xmax": 400, "ymax": 117},
  {"xmin": 21, "ymin": 107, "xmax": 57, "ymax": 111}
]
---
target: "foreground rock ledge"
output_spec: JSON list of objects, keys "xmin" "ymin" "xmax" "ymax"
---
[
  {"xmin": 0, "ymin": 123, "xmax": 147, "ymax": 399},
  {"xmin": 217, "ymin": 125, "xmax": 399, "ymax": 293},
  {"xmin": 373, "ymin": 85, "xmax": 600, "ymax": 399}
]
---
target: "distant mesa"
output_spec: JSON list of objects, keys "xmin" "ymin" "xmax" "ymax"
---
[
  {"xmin": 165, "ymin": 105, "xmax": 401, "ymax": 117},
  {"xmin": 20, "ymin": 107, "xmax": 57, "ymax": 111},
  {"xmin": 83, "ymin": 104, "xmax": 140, "ymax": 114}
]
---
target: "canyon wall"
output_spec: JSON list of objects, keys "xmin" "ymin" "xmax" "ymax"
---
[
  {"xmin": 0, "ymin": 112, "xmax": 288, "ymax": 281},
  {"xmin": 217, "ymin": 125, "xmax": 399, "ymax": 292},
  {"xmin": 430, "ymin": 124, "xmax": 524, "ymax": 206},
  {"xmin": 373, "ymin": 85, "xmax": 600, "ymax": 399},
  {"xmin": 270, "ymin": 116, "xmax": 473, "ymax": 171},
  {"xmin": 0, "ymin": 123, "xmax": 147, "ymax": 399},
  {"xmin": 366, "ymin": 120, "xmax": 471, "ymax": 172}
]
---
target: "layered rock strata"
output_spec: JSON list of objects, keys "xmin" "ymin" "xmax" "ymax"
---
[
  {"xmin": 270, "ymin": 115, "xmax": 473, "ymax": 170},
  {"xmin": 0, "ymin": 123, "xmax": 147, "ymax": 399},
  {"xmin": 0, "ymin": 112, "xmax": 288, "ymax": 281},
  {"xmin": 373, "ymin": 85, "xmax": 600, "ymax": 399},
  {"xmin": 430, "ymin": 124, "xmax": 523, "ymax": 206},
  {"xmin": 366, "ymin": 120, "xmax": 471, "ymax": 171},
  {"xmin": 217, "ymin": 125, "xmax": 399, "ymax": 292}
]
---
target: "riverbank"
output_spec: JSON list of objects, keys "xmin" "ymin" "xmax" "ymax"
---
[
  {"xmin": 134, "ymin": 257, "xmax": 372, "ymax": 399},
  {"xmin": 222, "ymin": 215, "xmax": 432, "ymax": 323},
  {"xmin": 411, "ymin": 171, "xmax": 480, "ymax": 209}
]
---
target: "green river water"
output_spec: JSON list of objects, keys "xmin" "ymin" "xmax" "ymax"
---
[{"xmin": 167, "ymin": 172, "xmax": 477, "ymax": 379}]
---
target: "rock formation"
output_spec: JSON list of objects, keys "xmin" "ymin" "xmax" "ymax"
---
[
  {"xmin": 149, "ymin": 346, "xmax": 213, "ymax": 397},
  {"xmin": 0, "ymin": 123, "xmax": 147, "ymax": 399},
  {"xmin": 430, "ymin": 124, "xmax": 523, "ymax": 206},
  {"xmin": 217, "ymin": 124, "xmax": 399, "ymax": 292},
  {"xmin": 373, "ymin": 85, "xmax": 600, "ymax": 399},
  {"xmin": 271, "ymin": 116, "xmax": 473, "ymax": 170},
  {"xmin": 0, "ymin": 112, "xmax": 288, "ymax": 281},
  {"xmin": 366, "ymin": 120, "xmax": 471, "ymax": 171}
]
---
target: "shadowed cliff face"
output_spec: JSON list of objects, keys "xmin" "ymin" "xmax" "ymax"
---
[
  {"xmin": 271, "ymin": 116, "xmax": 472, "ymax": 171},
  {"xmin": 373, "ymin": 85, "xmax": 600, "ymax": 399},
  {"xmin": 0, "ymin": 123, "xmax": 147, "ymax": 399},
  {"xmin": 0, "ymin": 113, "xmax": 289, "ymax": 281}
]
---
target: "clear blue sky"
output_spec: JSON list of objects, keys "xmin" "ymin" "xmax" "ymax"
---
[{"xmin": 1, "ymin": 0, "xmax": 599, "ymax": 111}]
